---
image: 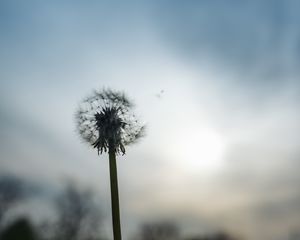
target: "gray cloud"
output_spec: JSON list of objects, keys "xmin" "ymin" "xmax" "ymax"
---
[{"xmin": 153, "ymin": 1, "xmax": 300, "ymax": 80}]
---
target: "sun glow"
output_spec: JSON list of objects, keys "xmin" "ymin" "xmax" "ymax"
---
[{"xmin": 167, "ymin": 125, "xmax": 226, "ymax": 174}]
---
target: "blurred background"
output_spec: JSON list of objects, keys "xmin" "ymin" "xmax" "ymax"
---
[{"xmin": 1, "ymin": 1, "xmax": 300, "ymax": 239}]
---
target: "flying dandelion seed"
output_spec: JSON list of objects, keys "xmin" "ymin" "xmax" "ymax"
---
[{"xmin": 75, "ymin": 88, "xmax": 145, "ymax": 240}]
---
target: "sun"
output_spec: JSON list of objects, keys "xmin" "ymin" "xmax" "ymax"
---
[{"xmin": 166, "ymin": 125, "xmax": 226, "ymax": 174}]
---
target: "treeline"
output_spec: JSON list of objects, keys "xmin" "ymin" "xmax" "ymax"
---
[
  {"xmin": 0, "ymin": 174, "xmax": 240, "ymax": 240},
  {"xmin": 0, "ymin": 174, "xmax": 104, "ymax": 240}
]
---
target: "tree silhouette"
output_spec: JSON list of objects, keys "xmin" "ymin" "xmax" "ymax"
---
[
  {"xmin": 76, "ymin": 88, "xmax": 145, "ymax": 240},
  {"xmin": 39, "ymin": 183, "xmax": 104, "ymax": 240},
  {"xmin": 0, "ymin": 175, "xmax": 25, "ymax": 224},
  {"xmin": 55, "ymin": 184, "xmax": 103, "ymax": 240},
  {"xmin": 135, "ymin": 221, "xmax": 180, "ymax": 240},
  {"xmin": 184, "ymin": 231, "xmax": 238, "ymax": 240},
  {"xmin": 0, "ymin": 218, "xmax": 37, "ymax": 240}
]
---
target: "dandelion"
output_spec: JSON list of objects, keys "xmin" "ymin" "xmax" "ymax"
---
[{"xmin": 75, "ymin": 88, "xmax": 145, "ymax": 240}]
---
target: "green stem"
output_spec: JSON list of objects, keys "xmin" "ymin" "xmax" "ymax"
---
[{"xmin": 109, "ymin": 148, "xmax": 122, "ymax": 240}]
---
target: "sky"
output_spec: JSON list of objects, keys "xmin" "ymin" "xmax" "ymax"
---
[{"xmin": 1, "ymin": 1, "xmax": 300, "ymax": 239}]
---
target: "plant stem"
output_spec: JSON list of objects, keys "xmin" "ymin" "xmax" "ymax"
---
[{"xmin": 109, "ymin": 148, "xmax": 122, "ymax": 240}]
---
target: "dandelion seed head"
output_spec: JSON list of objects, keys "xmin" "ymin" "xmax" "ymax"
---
[{"xmin": 75, "ymin": 88, "xmax": 145, "ymax": 155}]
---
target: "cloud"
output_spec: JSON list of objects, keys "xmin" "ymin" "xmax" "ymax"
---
[{"xmin": 153, "ymin": 1, "xmax": 300, "ymax": 87}]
